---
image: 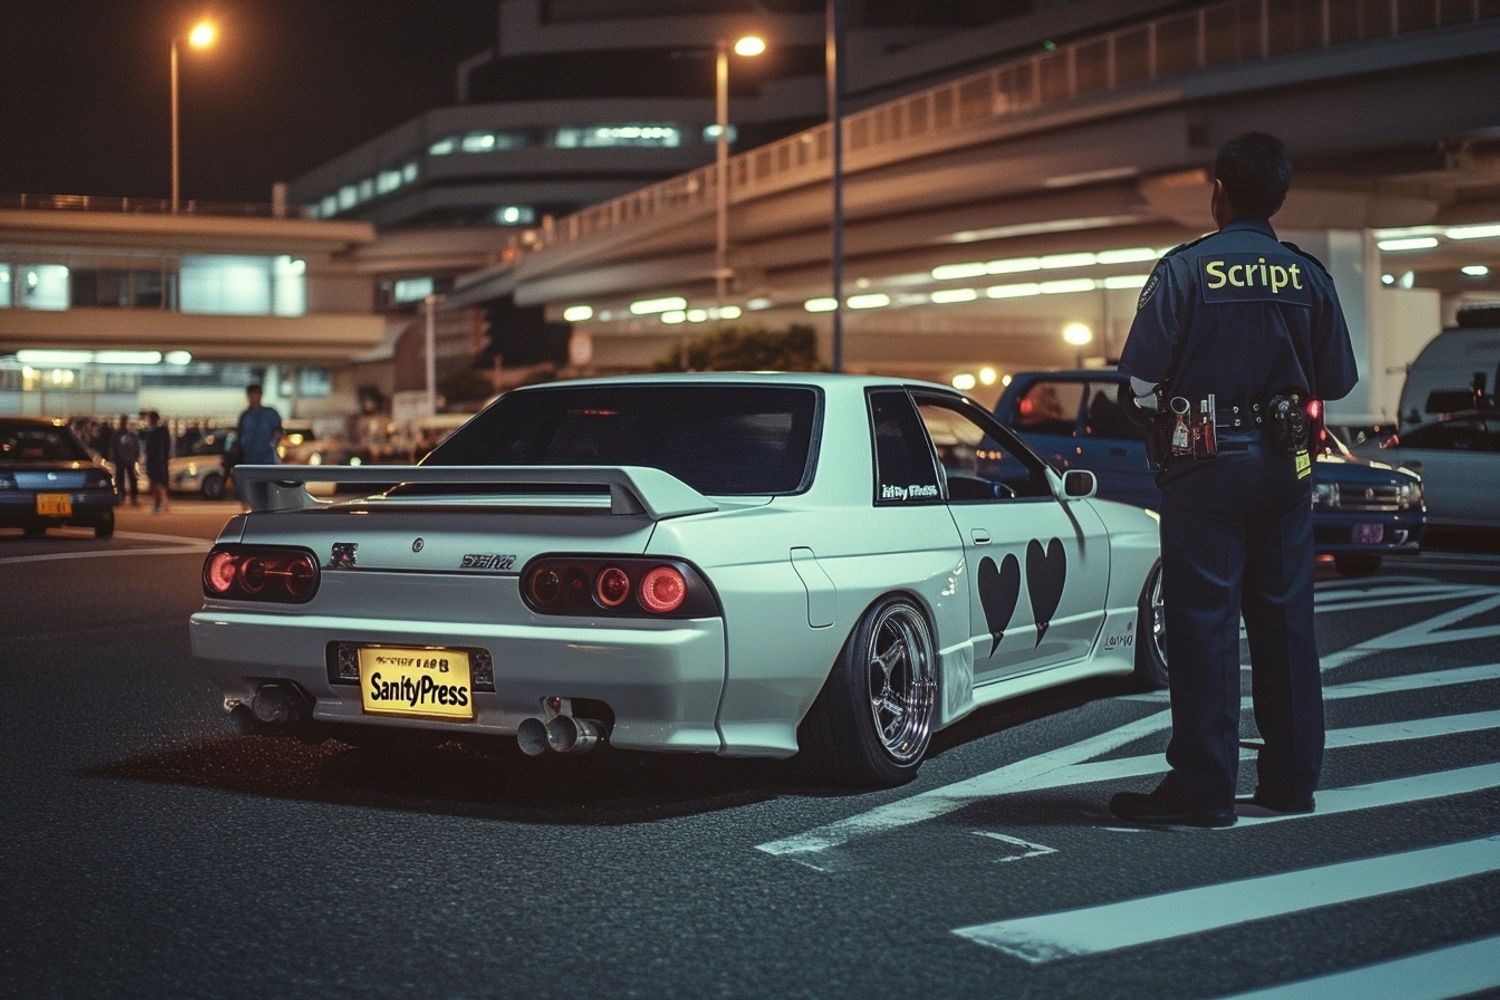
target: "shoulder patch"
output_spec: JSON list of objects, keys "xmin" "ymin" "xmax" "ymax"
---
[
  {"xmin": 1280, "ymin": 241, "xmax": 1331, "ymax": 277},
  {"xmin": 1137, "ymin": 269, "xmax": 1162, "ymax": 310}
]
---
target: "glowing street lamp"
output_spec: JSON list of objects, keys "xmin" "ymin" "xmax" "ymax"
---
[
  {"xmin": 171, "ymin": 19, "xmax": 218, "ymax": 213},
  {"xmin": 715, "ymin": 33, "xmax": 766, "ymax": 318}
]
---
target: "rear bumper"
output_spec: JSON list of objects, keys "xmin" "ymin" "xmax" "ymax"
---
[
  {"xmin": 189, "ymin": 609, "xmax": 727, "ymax": 753},
  {"xmin": 1312, "ymin": 507, "xmax": 1425, "ymax": 555},
  {"xmin": 0, "ymin": 491, "xmax": 116, "ymax": 526}
]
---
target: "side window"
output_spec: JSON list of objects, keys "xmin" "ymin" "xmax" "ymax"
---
[
  {"xmin": 868, "ymin": 390, "xmax": 941, "ymax": 504},
  {"xmin": 1081, "ymin": 383, "xmax": 1146, "ymax": 441},
  {"xmin": 1014, "ymin": 380, "xmax": 1084, "ymax": 437},
  {"xmin": 1402, "ymin": 421, "xmax": 1482, "ymax": 451},
  {"xmin": 913, "ymin": 392, "xmax": 1054, "ymax": 501}
]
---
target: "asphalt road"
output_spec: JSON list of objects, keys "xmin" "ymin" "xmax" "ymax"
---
[{"xmin": 3, "ymin": 500, "xmax": 1498, "ymax": 999}]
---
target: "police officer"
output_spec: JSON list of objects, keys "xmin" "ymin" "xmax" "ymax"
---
[{"xmin": 1110, "ymin": 131, "xmax": 1359, "ymax": 827}]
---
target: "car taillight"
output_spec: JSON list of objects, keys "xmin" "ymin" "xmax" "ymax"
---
[
  {"xmin": 522, "ymin": 556, "xmax": 716, "ymax": 618},
  {"xmin": 201, "ymin": 545, "xmax": 320, "ymax": 603},
  {"xmin": 639, "ymin": 566, "xmax": 687, "ymax": 613}
]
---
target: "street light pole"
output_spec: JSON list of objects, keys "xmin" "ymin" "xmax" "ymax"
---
[
  {"xmin": 424, "ymin": 293, "xmax": 442, "ymax": 417},
  {"xmin": 170, "ymin": 38, "xmax": 180, "ymax": 213},
  {"xmin": 826, "ymin": 0, "xmax": 846, "ymax": 372},
  {"xmin": 715, "ymin": 39, "xmax": 730, "ymax": 319}
]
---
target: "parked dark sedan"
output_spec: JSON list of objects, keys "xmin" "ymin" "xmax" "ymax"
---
[
  {"xmin": 0, "ymin": 417, "xmax": 117, "ymax": 538},
  {"xmin": 994, "ymin": 372, "xmax": 1425, "ymax": 576}
]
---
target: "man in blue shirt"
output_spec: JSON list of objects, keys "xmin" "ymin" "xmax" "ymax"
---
[
  {"xmin": 236, "ymin": 383, "xmax": 282, "ymax": 466},
  {"xmin": 1111, "ymin": 132, "xmax": 1359, "ymax": 828}
]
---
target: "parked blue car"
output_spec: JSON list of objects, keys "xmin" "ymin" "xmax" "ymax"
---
[{"xmin": 994, "ymin": 371, "xmax": 1426, "ymax": 577}]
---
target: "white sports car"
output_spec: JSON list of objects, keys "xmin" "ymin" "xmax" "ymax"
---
[{"xmin": 190, "ymin": 374, "xmax": 1165, "ymax": 785}]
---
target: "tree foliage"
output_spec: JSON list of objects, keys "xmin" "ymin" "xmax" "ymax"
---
[{"xmin": 652, "ymin": 324, "xmax": 826, "ymax": 372}]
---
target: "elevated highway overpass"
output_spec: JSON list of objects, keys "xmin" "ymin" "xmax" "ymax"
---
[{"xmin": 489, "ymin": 0, "xmax": 1500, "ymax": 420}]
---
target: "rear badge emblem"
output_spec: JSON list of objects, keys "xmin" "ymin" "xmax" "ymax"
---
[
  {"xmin": 412, "ymin": 537, "xmax": 425, "ymax": 553},
  {"xmin": 460, "ymin": 553, "xmax": 517, "ymax": 571},
  {"xmin": 328, "ymin": 542, "xmax": 358, "ymax": 569}
]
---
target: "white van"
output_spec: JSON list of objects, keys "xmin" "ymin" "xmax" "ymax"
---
[{"xmin": 1398, "ymin": 306, "xmax": 1500, "ymax": 426}]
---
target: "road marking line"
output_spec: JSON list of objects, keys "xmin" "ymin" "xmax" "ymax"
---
[
  {"xmin": 1002, "ymin": 712, "xmax": 1500, "ymax": 796},
  {"xmin": 1213, "ymin": 934, "xmax": 1500, "ymax": 1000},
  {"xmin": 973, "ymin": 831, "xmax": 1057, "ymax": 863},
  {"xmin": 951, "ymin": 834, "xmax": 1500, "ymax": 964},
  {"xmin": 761, "ymin": 663, "xmax": 1500, "ymax": 863},
  {"xmin": 0, "ymin": 538, "xmax": 210, "ymax": 565},
  {"xmin": 1232, "ymin": 763, "xmax": 1500, "ymax": 827}
]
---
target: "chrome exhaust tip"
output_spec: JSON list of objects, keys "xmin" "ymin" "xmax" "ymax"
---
[
  {"xmin": 544, "ymin": 715, "xmax": 600, "ymax": 754},
  {"xmin": 251, "ymin": 683, "xmax": 305, "ymax": 725},
  {"xmin": 516, "ymin": 717, "xmax": 549, "ymax": 757}
]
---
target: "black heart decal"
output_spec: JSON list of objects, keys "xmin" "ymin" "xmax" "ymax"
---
[
  {"xmin": 977, "ymin": 554, "xmax": 1021, "ymax": 656},
  {"xmin": 1026, "ymin": 537, "xmax": 1067, "ymax": 646}
]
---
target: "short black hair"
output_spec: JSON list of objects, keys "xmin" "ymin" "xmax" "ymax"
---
[
  {"xmin": 246, "ymin": 383, "xmax": 263, "ymax": 394},
  {"xmin": 1214, "ymin": 132, "xmax": 1291, "ymax": 220}
]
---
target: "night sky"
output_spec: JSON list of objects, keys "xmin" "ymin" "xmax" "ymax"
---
[{"xmin": 0, "ymin": 0, "xmax": 497, "ymax": 204}]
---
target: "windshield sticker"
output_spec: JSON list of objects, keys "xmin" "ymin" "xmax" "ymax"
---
[{"xmin": 880, "ymin": 483, "xmax": 941, "ymax": 501}]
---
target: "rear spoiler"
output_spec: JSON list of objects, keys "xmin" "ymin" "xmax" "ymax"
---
[{"xmin": 232, "ymin": 464, "xmax": 719, "ymax": 520}]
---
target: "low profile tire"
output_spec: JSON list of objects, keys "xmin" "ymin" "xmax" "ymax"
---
[
  {"xmin": 94, "ymin": 513, "xmax": 114, "ymax": 540},
  {"xmin": 798, "ymin": 596, "xmax": 938, "ymax": 787},
  {"xmin": 201, "ymin": 473, "xmax": 225, "ymax": 501},
  {"xmin": 1134, "ymin": 559, "xmax": 1169, "ymax": 690},
  {"xmin": 22, "ymin": 524, "xmax": 46, "ymax": 539},
  {"xmin": 1334, "ymin": 553, "xmax": 1382, "ymax": 578}
]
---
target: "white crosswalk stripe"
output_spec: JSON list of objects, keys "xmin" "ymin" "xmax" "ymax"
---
[
  {"xmin": 1212, "ymin": 934, "xmax": 1500, "ymax": 1000},
  {"xmin": 951, "ymin": 835, "xmax": 1500, "ymax": 963}
]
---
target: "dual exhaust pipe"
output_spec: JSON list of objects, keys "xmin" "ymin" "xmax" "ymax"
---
[{"xmin": 516, "ymin": 715, "xmax": 603, "ymax": 756}]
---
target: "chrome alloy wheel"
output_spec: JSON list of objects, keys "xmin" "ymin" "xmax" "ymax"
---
[
  {"xmin": 1149, "ymin": 568, "xmax": 1167, "ymax": 670},
  {"xmin": 864, "ymin": 603, "xmax": 936, "ymax": 764}
]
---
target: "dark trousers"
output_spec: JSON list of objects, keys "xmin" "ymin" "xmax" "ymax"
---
[
  {"xmin": 1158, "ymin": 436, "xmax": 1322, "ymax": 808},
  {"xmin": 114, "ymin": 464, "xmax": 137, "ymax": 501}
]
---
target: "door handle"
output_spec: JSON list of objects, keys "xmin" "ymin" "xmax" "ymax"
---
[{"xmin": 971, "ymin": 529, "xmax": 991, "ymax": 545}]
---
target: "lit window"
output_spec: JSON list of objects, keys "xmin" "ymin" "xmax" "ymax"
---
[
  {"xmin": 0, "ymin": 265, "xmax": 11, "ymax": 308},
  {"xmin": 377, "ymin": 169, "xmax": 401, "ymax": 194},
  {"xmin": 320, "ymin": 194, "xmax": 338, "ymax": 216},
  {"xmin": 553, "ymin": 124, "xmax": 682, "ymax": 149},
  {"xmin": 702, "ymin": 124, "xmax": 738, "ymax": 144},
  {"xmin": 392, "ymin": 277, "xmax": 435, "ymax": 303},
  {"xmin": 358, "ymin": 178, "xmax": 375, "ymax": 202},
  {"xmin": 402, "ymin": 161, "xmax": 418, "ymax": 183},
  {"xmin": 495, "ymin": 205, "xmax": 536, "ymax": 225},
  {"xmin": 462, "ymin": 131, "xmax": 497, "ymax": 152},
  {"xmin": 19, "ymin": 265, "xmax": 69, "ymax": 311},
  {"xmin": 305, "ymin": 204, "xmax": 321, "ymax": 219},
  {"xmin": 181, "ymin": 256, "xmax": 273, "ymax": 316},
  {"xmin": 273, "ymin": 256, "xmax": 307, "ymax": 317},
  {"xmin": 428, "ymin": 136, "xmax": 457, "ymax": 156},
  {"xmin": 337, "ymin": 185, "xmax": 357, "ymax": 209}
]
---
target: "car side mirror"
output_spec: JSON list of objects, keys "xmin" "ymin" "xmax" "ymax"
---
[{"xmin": 1062, "ymin": 469, "xmax": 1097, "ymax": 500}]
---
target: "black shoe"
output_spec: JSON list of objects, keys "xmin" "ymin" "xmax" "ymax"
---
[
  {"xmin": 1248, "ymin": 789, "xmax": 1316, "ymax": 814},
  {"xmin": 1109, "ymin": 787, "xmax": 1236, "ymax": 828}
]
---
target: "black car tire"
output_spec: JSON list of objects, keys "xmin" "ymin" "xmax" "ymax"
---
[
  {"xmin": 798, "ymin": 596, "xmax": 937, "ymax": 787},
  {"xmin": 1134, "ymin": 559, "xmax": 1170, "ymax": 690},
  {"xmin": 23, "ymin": 524, "xmax": 46, "ymax": 539},
  {"xmin": 1334, "ymin": 553, "xmax": 1382, "ymax": 577},
  {"xmin": 201, "ymin": 473, "xmax": 225, "ymax": 501},
  {"xmin": 94, "ymin": 514, "xmax": 114, "ymax": 540}
]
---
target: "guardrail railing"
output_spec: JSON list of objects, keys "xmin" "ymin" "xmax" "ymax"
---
[
  {"xmin": 1, "ymin": 193, "xmax": 296, "ymax": 218},
  {"xmin": 529, "ymin": 0, "xmax": 1497, "ymax": 254}
]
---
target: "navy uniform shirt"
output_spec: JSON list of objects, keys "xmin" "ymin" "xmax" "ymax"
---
[{"xmin": 1119, "ymin": 219, "xmax": 1359, "ymax": 406}]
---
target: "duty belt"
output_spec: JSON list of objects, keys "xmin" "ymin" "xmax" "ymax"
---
[{"xmin": 1214, "ymin": 402, "xmax": 1264, "ymax": 429}]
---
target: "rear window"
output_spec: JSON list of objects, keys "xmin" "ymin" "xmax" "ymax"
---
[
  {"xmin": 0, "ymin": 422, "xmax": 90, "ymax": 463},
  {"xmin": 426, "ymin": 385, "xmax": 819, "ymax": 495},
  {"xmin": 1013, "ymin": 380, "xmax": 1084, "ymax": 436}
]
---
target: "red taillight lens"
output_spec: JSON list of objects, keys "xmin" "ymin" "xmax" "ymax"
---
[
  {"xmin": 528, "ymin": 568, "xmax": 562, "ymax": 607},
  {"xmin": 201, "ymin": 545, "xmax": 320, "ymax": 603},
  {"xmin": 639, "ymin": 566, "xmax": 687, "ymax": 614},
  {"xmin": 595, "ymin": 566, "xmax": 631, "ymax": 607},
  {"xmin": 204, "ymin": 551, "xmax": 238, "ymax": 594}
]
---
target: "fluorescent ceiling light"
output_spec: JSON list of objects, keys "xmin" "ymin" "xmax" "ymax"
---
[
  {"xmin": 1040, "ymin": 252, "xmax": 1096, "ymax": 269},
  {"xmin": 1377, "ymin": 237, "xmax": 1439, "ymax": 252},
  {"xmin": 951, "ymin": 373, "xmax": 977, "ymax": 391},
  {"xmin": 15, "ymin": 349, "xmax": 92, "ymax": 365},
  {"xmin": 986, "ymin": 283, "xmax": 1041, "ymax": 299},
  {"xmin": 746, "ymin": 297, "xmax": 774, "ymax": 311},
  {"xmin": 164, "ymin": 350, "xmax": 193, "ymax": 365},
  {"xmin": 931, "ymin": 262, "xmax": 987, "ymax": 281},
  {"xmin": 1444, "ymin": 224, "xmax": 1500, "ymax": 240},
  {"xmin": 803, "ymin": 297, "xmax": 838, "ymax": 313},
  {"xmin": 1095, "ymin": 247, "xmax": 1159, "ymax": 265},
  {"xmin": 930, "ymin": 288, "xmax": 979, "ymax": 304},
  {"xmin": 718, "ymin": 305, "xmax": 743, "ymax": 319},
  {"xmin": 1461, "ymin": 264, "xmax": 1490, "ymax": 277},
  {"xmin": 660, "ymin": 311, "xmax": 686, "ymax": 324},
  {"xmin": 686, "ymin": 309, "xmax": 708, "ymax": 323},
  {"xmin": 847, "ymin": 293, "xmax": 890, "ymax": 309},
  {"xmin": 978, "ymin": 367, "xmax": 997, "ymax": 386},
  {"xmin": 630, "ymin": 296, "xmax": 687, "ymax": 315},
  {"xmin": 562, "ymin": 305, "xmax": 593, "ymax": 322},
  {"xmin": 986, "ymin": 257, "xmax": 1041, "ymax": 275},
  {"xmin": 1102, "ymin": 274, "xmax": 1150, "ymax": 289},
  {"xmin": 1062, "ymin": 322, "xmax": 1094, "ymax": 346},
  {"xmin": 1040, "ymin": 278, "xmax": 1096, "ymax": 294},
  {"xmin": 95, "ymin": 350, "xmax": 163, "ymax": 365}
]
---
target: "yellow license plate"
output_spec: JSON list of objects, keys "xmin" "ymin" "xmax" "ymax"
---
[
  {"xmin": 358, "ymin": 646, "xmax": 474, "ymax": 720},
  {"xmin": 36, "ymin": 493, "xmax": 73, "ymax": 517}
]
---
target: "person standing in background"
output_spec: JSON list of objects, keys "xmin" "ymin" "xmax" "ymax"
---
[
  {"xmin": 110, "ymin": 415, "xmax": 140, "ymax": 506},
  {"xmin": 235, "ymin": 383, "xmax": 283, "ymax": 466},
  {"xmin": 144, "ymin": 411, "xmax": 172, "ymax": 514}
]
